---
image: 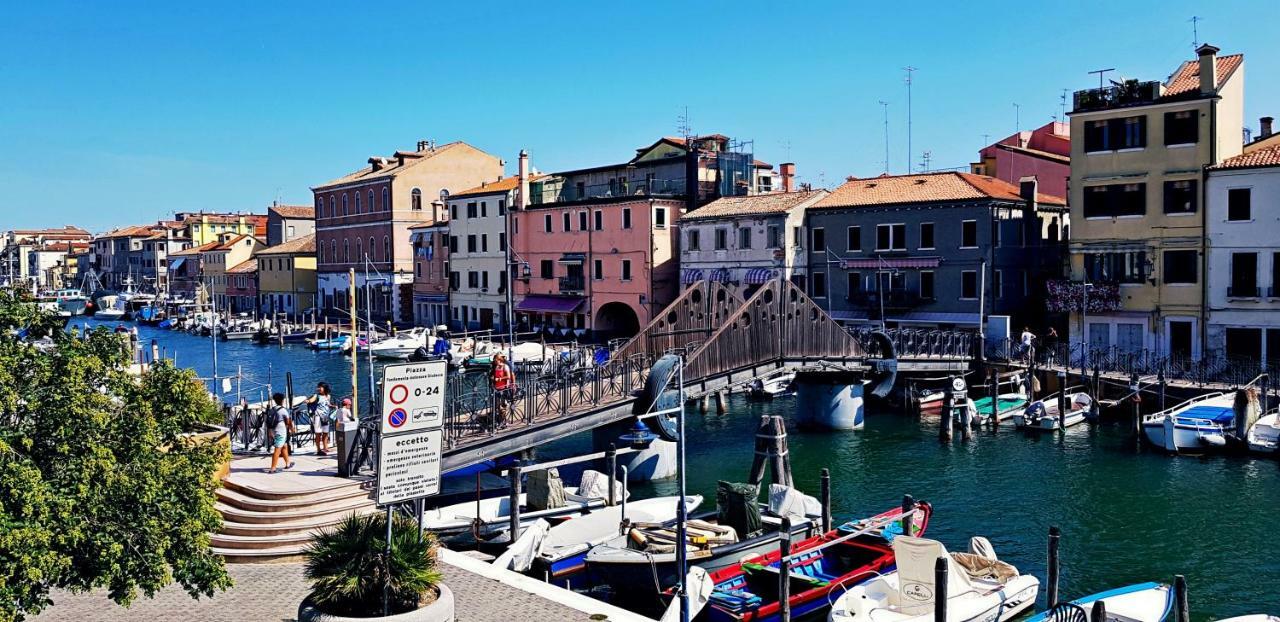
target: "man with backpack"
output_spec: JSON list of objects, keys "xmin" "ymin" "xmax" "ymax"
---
[{"xmin": 267, "ymin": 392, "xmax": 295, "ymax": 473}]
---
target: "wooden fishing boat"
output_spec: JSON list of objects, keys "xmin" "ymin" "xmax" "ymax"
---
[
  {"xmin": 970, "ymin": 394, "xmax": 1028, "ymax": 425},
  {"xmin": 1023, "ymin": 582, "xmax": 1172, "ymax": 622},
  {"xmin": 1013, "ymin": 389, "xmax": 1093, "ymax": 431},
  {"xmin": 1141, "ymin": 392, "xmax": 1235, "ymax": 453},
  {"xmin": 700, "ymin": 502, "xmax": 931, "ymax": 622}
]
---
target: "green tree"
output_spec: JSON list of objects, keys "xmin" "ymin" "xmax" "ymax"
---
[{"xmin": 0, "ymin": 289, "xmax": 231, "ymax": 621}]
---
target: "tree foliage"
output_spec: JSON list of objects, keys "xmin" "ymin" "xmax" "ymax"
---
[
  {"xmin": 0, "ymin": 289, "xmax": 231, "ymax": 621},
  {"xmin": 304, "ymin": 512, "xmax": 441, "ymax": 617}
]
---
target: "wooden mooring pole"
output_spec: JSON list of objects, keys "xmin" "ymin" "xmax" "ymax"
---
[
  {"xmin": 778, "ymin": 516, "xmax": 792, "ymax": 622},
  {"xmin": 1047, "ymin": 525, "xmax": 1061, "ymax": 607},
  {"xmin": 508, "ymin": 460, "xmax": 522, "ymax": 542},
  {"xmin": 933, "ymin": 557, "xmax": 948, "ymax": 622},
  {"xmin": 1174, "ymin": 575, "xmax": 1189, "ymax": 622},
  {"xmin": 819, "ymin": 468, "xmax": 831, "ymax": 533},
  {"xmin": 605, "ymin": 444, "xmax": 617, "ymax": 507}
]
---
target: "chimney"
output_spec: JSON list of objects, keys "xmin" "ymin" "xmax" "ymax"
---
[
  {"xmin": 1197, "ymin": 43, "xmax": 1219, "ymax": 95},
  {"xmin": 1262, "ymin": 116, "xmax": 1274, "ymax": 139},
  {"xmin": 417, "ymin": 140, "xmax": 429, "ymax": 152},
  {"xmin": 1019, "ymin": 176, "xmax": 1040, "ymax": 247},
  {"xmin": 780, "ymin": 163, "xmax": 796, "ymax": 193},
  {"xmin": 517, "ymin": 150, "xmax": 530, "ymax": 211},
  {"xmin": 369, "ymin": 157, "xmax": 385, "ymax": 172}
]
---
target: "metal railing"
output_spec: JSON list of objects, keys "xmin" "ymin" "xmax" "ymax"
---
[
  {"xmin": 848, "ymin": 327, "xmax": 975, "ymax": 360},
  {"xmin": 985, "ymin": 337, "xmax": 1275, "ymax": 387},
  {"xmin": 529, "ymin": 177, "xmax": 685, "ymax": 205}
]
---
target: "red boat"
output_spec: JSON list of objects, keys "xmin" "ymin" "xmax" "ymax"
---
[{"xmin": 700, "ymin": 502, "xmax": 932, "ymax": 622}]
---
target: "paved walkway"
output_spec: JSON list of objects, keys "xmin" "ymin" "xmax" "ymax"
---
[{"xmin": 32, "ymin": 553, "xmax": 648, "ymax": 622}]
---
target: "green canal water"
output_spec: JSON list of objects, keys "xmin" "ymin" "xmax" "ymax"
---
[{"xmin": 85, "ymin": 318, "xmax": 1279, "ymax": 620}]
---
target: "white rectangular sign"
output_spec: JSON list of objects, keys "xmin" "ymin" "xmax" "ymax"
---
[
  {"xmin": 380, "ymin": 360, "xmax": 447, "ymax": 434},
  {"xmin": 376, "ymin": 428, "xmax": 443, "ymax": 505}
]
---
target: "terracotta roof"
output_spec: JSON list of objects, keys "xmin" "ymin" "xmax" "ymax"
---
[
  {"xmin": 33, "ymin": 242, "xmax": 89, "ymax": 252},
  {"xmin": 683, "ymin": 190, "xmax": 830, "ymax": 221},
  {"xmin": 753, "ymin": 159, "xmax": 772, "ymax": 169},
  {"xmin": 256, "ymin": 233, "xmax": 316, "ymax": 255},
  {"xmin": 450, "ymin": 175, "xmax": 545, "ymax": 198},
  {"xmin": 815, "ymin": 172, "xmax": 1066, "ymax": 210},
  {"xmin": 1163, "ymin": 53, "xmax": 1243, "ymax": 98},
  {"xmin": 216, "ymin": 234, "xmax": 250, "ymax": 250},
  {"xmin": 994, "ymin": 142, "xmax": 1071, "ymax": 164},
  {"xmin": 269, "ymin": 205, "xmax": 315, "ymax": 219},
  {"xmin": 11, "ymin": 226, "xmax": 90, "ymax": 236},
  {"xmin": 171, "ymin": 241, "xmax": 221, "ymax": 256},
  {"xmin": 99, "ymin": 225, "xmax": 160, "ymax": 239},
  {"xmin": 226, "ymin": 259, "xmax": 258, "ymax": 274},
  {"xmin": 1210, "ymin": 145, "xmax": 1280, "ymax": 170},
  {"xmin": 314, "ymin": 141, "xmax": 470, "ymax": 189}
]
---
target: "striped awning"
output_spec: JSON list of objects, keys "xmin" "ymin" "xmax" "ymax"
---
[
  {"xmin": 681, "ymin": 268, "xmax": 704, "ymax": 284},
  {"xmin": 709, "ymin": 268, "xmax": 731, "ymax": 283},
  {"xmin": 842, "ymin": 256, "xmax": 941, "ymax": 269},
  {"xmin": 743, "ymin": 268, "xmax": 776, "ymax": 284}
]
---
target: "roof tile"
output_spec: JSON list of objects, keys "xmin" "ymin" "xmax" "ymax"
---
[
  {"xmin": 683, "ymin": 190, "xmax": 829, "ymax": 221},
  {"xmin": 1210, "ymin": 144, "xmax": 1280, "ymax": 170},
  {"xmin": 814, "ymin": 172, "xmax": 1066, "ymax": 210},
  {"xmin": 256, "ymin": 233, "xmax": 316, "ymax": 255},
  {"xmin": 1163, "ymin": 54, "xmax": 1243, "ymax": 97}
]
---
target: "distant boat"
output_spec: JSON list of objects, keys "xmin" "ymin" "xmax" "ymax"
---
[
  {"xmin": 308, "ymin": 334, "xmax": 351, "ymax": 352},
  {"xmin": 1141, "ymin": 392, "xmax": 1235, "ymax": 453},
  {"xmin": 369, "ymin": 327, "xmax": 433, "ymax": 360},
  {"xmin": 1013, "ymin": 390, "xmax": 1093, "ymax": 431},
  {"xmin": 749, "ymin": 371, "xmax": 796, "ymax": 400},
  {"xmin": 1247, "ymin": 412, "xmax": 1280, "ymax": 455}
]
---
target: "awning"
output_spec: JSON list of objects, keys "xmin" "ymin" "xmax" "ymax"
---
[
  {"xmin": 516, "ymin": 295, "xmax": 584, "ymax": 314},
  {"xmin": 744, "ymin": 268, "xmax": 776, "ymax": 284},
  {"xmin": 829, "ymin": 310, "xmax": 870, "ymax": 322},
  {"xmin": 557, "ymin": 253, "xmax": 586, "ymax": 264},
  {"xmin": 709, "ymin": 268, "xmax": 731, "ymax": 284},
  {"xmin": 168, "ymin": 257, "xmax": 186, "ymax": 272},
  {"xmin": 889, "ymin": 312, "xmax": 981, "ymax": 325},
  {"xmin": 681, "ymin": 268, "xmax": 704, "ymax": 284},
  {"xmin": 413, "ymin": 294, "xmax": 448, "ymax": 303},
  {"xmin": 842, "ymin": 257, "xmax": 941, "ymax": 269}
]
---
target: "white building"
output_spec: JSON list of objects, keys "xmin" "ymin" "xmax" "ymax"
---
[
  {"xmin": 679, "ymin": 190, "xmax": 827, "ymax": 295},
  {"xmin": 446, "ymin": 176, "xmax": 525, "ymax": 332},
  {"xmin": 1206, "ymin": 143, "xmax": 1280, "ymax": 365}
]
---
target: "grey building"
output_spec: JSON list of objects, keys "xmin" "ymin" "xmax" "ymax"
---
[
  {"xmin": 266, "ymin": 204, "xmax": 315, "ymax": 246},
  {"xmin": 806, "ymin": 172, "xmax": 1068, "ymax": 333}
]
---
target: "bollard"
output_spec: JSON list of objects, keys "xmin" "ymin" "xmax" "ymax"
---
[
  {"xmin": 940, "ymin": 389, "xmax": 954, "ymax": 442},
  {"xmin": 606, "ymin": 444, "xmax": 618, "ymax": 507},
  {"xmin": 819, "ymin": 468, "xmax": 832, "ymax": 533},
  {"xmin": 1174, "ymin": 575, "xmax": 1189, "ymax": 622},
  {"xmin": 508, "ymin": 460, "xmax": 522, "ymax": 542},
  {"xmin": 1091, "ymin": 599, "xmax": 1106, "ymax": 622},
  {"xmin": 1158, "ymin": 370, "xmax": 1167, "ymax": 412},
  {"xmin": 778, "ymin": 517, "xmax": 792, "ymax": 622},
  {"xmin": 1130, "ymin": 373, "xmax": 1141, "ymax": 437},
  {"xmin": 901, "ymin": 494, "xmax": 916, "ymax": 537},
  {"xmin": 619, "ymin": 466, "xmax": 628, "ymax": 533},
  {"xmin": 933, "ymin": 556, "xmax": 948, "ymax": 622},
  {"xmin": 988, "ymin": 369, "xmax": 998, "ymax": 430},
  {"xmin": 1047, "ymin": 525, "xmax": 1061, "ymax": 607}
]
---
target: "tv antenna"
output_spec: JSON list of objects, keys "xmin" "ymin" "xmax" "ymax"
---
[
  {"xmin": 1059, "ymin": 89, "xmax": 1069, "ymax": 121},
  {"xmin": 919, "ymin": 150, "xmax": 932, "ymax": 173},
  {"xmin": 1013, "ymin": 102, "xmax": 1021, "ymax": 133},
  {"xmin": 1088, "ymin": 68, "xmax": 1116, "ymax": 90},
  {"xmin": 676, "ymin": 106, "xmax": 692, "ymax": 141},
  {"xmin": 1189, "ymin": 16, "xmax": 1202, "ymax": 48},
  {"xmin": 903, "ymin": 66, "xmax": 917, "ymax": 174},
  {"xmin": 878, "ymin": 100, "xmax": 890, "ymax": 173}
]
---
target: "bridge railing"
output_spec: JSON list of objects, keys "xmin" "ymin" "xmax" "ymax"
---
[
  {"xmin": 847, "ymin": 327, "xmax": 975, "ymax": 360},
  {"xmin": 986, "ymin": 336, "xmax": 1270, "ymax": 387}
]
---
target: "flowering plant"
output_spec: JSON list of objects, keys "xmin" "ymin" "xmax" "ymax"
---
[{"xmin": 1045, "ymin": 280, "xmax": 1121, "ymax": 313}]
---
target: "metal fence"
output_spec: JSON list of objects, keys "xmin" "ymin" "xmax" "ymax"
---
[
  {"xmin": 849, "ymin": 328, "xmax": 975, "ymax": 360},
  {"xmin": 985, "ymin": 337, "xmax": 1271, "ymax": 387}
]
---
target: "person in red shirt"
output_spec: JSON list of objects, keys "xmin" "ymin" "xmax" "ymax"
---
[{"xmin": 491, "ymin": 352, "xmax": 514, "ymax": 426}]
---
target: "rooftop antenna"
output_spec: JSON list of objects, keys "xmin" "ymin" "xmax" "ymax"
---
[
  {"xmin": 1059, "ymin": 89, "xmax": 1069, "ymax": 122},
  {"xmin": 919, "ymin": 151, "xmax": 932, "ymax": 173},
  {"xmin": 878, "ymin": 100, "xmax": 890, "ymax": 173},
  {"xmin": 903, "ymin": 66, "xmax": 917, "ymax": 174},
  {"xmin": 677, "ymin": 106, "xmax": 692, "ymax": 142},
  {"xmin": 1189, "ymin": 16, "xmax": 1202, "ymax": 48},
  {"xmin": 779, "ymin": 140, "xmax": 792, "ymax": 162},
  {"xmin": 981, "ymin": 133, "xmax": 991, "ymax": 148},
  {"xmin": 1088, "ymin": 68, "xmax": 1116, "ymax": 90},
  {"xmin": 1013, "ymin": 102, "xmax": 1021, "ymax": 133}
]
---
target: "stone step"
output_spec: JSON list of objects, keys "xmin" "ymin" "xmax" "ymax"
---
[
  {"xmin": 220, "ymin": 473, "xmax": 372, "ymax": 502},
  {"xmin": 215, "ymin": 497, "xmax": 375, "ymax": 525},
  {"xmin": 212, "ymin": 543, "xmax": 310, "ymax": 564},
  {"xmin": 216, "ymin": 484, "xmax": 372, "ymax": 513},
  {"xmin": 219, "ymin": 507, "xmax": 379, "ymax": 537},
  {"xmin": 210, "ymin": 530, "xmax": 317, "ymax": 550}
]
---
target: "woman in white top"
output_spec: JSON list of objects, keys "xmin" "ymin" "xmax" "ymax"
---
[{"xmin": 307, "ymin": 382, "xmax": 333, "ymax": 455}]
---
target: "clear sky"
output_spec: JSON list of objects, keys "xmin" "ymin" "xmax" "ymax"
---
[{"xmin": 2, "ymin": 1, "xmax": 1277, "ymax": 231}]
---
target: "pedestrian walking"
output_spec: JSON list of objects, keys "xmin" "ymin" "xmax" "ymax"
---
[
  {"xmin": 334, "ymin": 397, "xmax": 357, "ymax": 477},
  {"xmin": 1020, "ymin": 326, "xmax": 1036, "ymax": 363},
  {"xmin": 490, "ymin": 352, "xmax": 514, "ymax": 427},
  {"xmin": 267, "ymin": 392, "xmax": 294, "ymax": 473},
  {"xmin": 307, "ymin": 382, "xmax": 333, "ymax": 456}
]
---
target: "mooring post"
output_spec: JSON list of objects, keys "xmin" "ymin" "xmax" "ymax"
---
[
  {"xmin": 1158, "ymin": 369, "xmax": 1167, "ymax": 412},
  {"xmin": 778, "ymin": 516, "xmax": 792, "ymax": 622},
  {"xmin": 1174, "ymin": 575, "xmax": 1189, "ymax": 622},
  {"xmin": 901, "ymin": 494, "xmax": 916, "ymax": 537},
  {"xmin": 1047, "ymin": 525, "xmax": 1061, "ymax": 607},
  {"xmin": 508, "ymin": 460, "xmax": 522, "ymax": 542},
  {"xmin": 1091, "ymin": 599, "xmax": 1106, "ymax": 622},
  {"xmin": 1057, "ymin": 369, "xmax": 1068, "ymax": 431},
  {"xmin": 940, "ymin": 386, "xmax": 954, "ymax": 442},
  {"xmin": 819, "ymin": 468, "xmax": 832, "ymax": 533},
  {"xmin": 1130, "ymin": 373, "xmax": 1141, "ymax": 437},
  {"xmin": 988, "ymin": 368, "xmax": 998, "ymax": 430},
  {"xmin": 933, "ymin": 556, "xmax": 948, "ymax": 622},
  {"xmin": 619, "ymin": 465, "xmax": 628, "ymax": 532},
  {"xmin": 606, "ymin": 443, "xmax": 618, "ymax": 507},
  {"xmin": 715, "ymin": 390, "xmax": 726, "ymax": 414},
  {"xmin": 284, "ymin": 372, "xmax": 294, "ymax": 448}
]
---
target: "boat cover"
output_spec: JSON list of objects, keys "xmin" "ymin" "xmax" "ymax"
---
[
  {"xmin": 891, "ymin": 536, "xmax": 973, "ymax": 614},
  {"xmin": 1180, "ymin": 404, "xmax": 1235, "ymax": 424},
  {"xmin": 526, "ymin": 468, "xmax": 566, "ymax": 511},
  {"xmin": 767, "ymin": 484, "xmax": 822, "ymax": 519},
  {"xmin": 716, "ymin": 481, "xmax": 762, "ymax": 539}
]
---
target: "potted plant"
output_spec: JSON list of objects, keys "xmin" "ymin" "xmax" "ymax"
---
[{"xmin": 299, "ymin": 512, "xmax": 454, "ymax": 622}]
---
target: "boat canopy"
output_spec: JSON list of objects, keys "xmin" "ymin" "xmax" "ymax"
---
[{"xmin": 1180, "ymin": 404, "xmax": 1235, "ymax": 424}]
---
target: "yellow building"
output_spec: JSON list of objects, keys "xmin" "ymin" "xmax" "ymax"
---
[
  {"xmin": 180, "ymin": 213, "xmax": 267, "ymax": 246},
  {"xmin": 1066, "ymin": 44, "xmax": 1243, "ymax": 360},
  {"xmin": 200, "ymin": 233, "xmax": 264, "ymax": 309},
  {"xmin": 256, "ymin": 233, "xmax": 317, "ymax": 317}
]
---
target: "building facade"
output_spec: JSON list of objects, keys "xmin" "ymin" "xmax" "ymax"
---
[
  {"xmin": 1205, "ymin": 145, "xmax": 1280, "ymax": 366},
  {"xmin": 226, "ymin": 259, "xmax": 259, "ymax": 313},
  {"xmin": 311, "ymin": 140, "xmax": 502, "ymax": 324},
  {"xmin": 445, "ymin": 177, "xmax": 522, "ymax": 332},
  {"xmin": 971, "ymin": 121, "xmax": 1071, "ymax": 199},
  {"xmin": 409, "ymin": 221, "xmax": 450, "ymax": 329},
  {"xmin": 2, "ymin": 226, "xmax": 91, "ymax": 290},
  {"xmin": 202, "ymin": 234, "xmax": 263, "ymax": 309},
  {"xmin": 266, "ymin": 204, "xmax": 315, "ymax": 246},
  {"xmin": 806, "ymin": 172, "xmax": 1067, "ymax": 332},
  {"xmin": 1066, "ymin": 44, "xmax": 1244, "ymax": 359},
  {"xmin": 178, "ymin": 213, "xmax": 267, "ymax": 246},
  {"xmin": 679, "ymin": 190, "xmax": 828, "ymax": 296},
  {"xmin": 256, "ymin": 233, "xmax": 317, "ymax": 317}
]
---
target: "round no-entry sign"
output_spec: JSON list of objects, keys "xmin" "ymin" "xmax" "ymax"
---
[
  {"xmin": 388, "ymin": 384, "xmax": 409, "ymax": 404},
  {"xmin": 387, "ymin": 408, "xmax": 408, "ymax": 429}
]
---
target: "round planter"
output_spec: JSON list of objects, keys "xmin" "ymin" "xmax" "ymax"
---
[{"xmin": 298, "ymin": 584, "xmax": 454, "ymax": 622}]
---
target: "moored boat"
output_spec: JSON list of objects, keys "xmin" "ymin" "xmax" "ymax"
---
[
  {"xmin": 1013, "ymin": 390, "xmax": 1093, "ymax": 431},
  {"xmin": 423, "ymin": 469, "xmax": 621, "ymax": 537},
  {"xmin": 1022, "ymin": 582, "xmax": 1173, "ymax": 622},
  {"xmin": 369, "ymin": 327, "xmax": 433, "ymax": 360},
  {"xmin": 1141, "ymin": 392, "xmax": 1235, "ymax": 453},
  {"xmin": 1247, "ymin": 412, "xmax": 1280, "ymax": 455},
  {"xmin": 308, "ymin": 334, "xmax": 351, "ymax": 351},
  {"xmin": 749, "ymin": 371, "xmax": 796, "ymax": 400}
]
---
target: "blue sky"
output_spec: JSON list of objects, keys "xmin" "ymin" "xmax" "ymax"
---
[{"xmin": 2, "ymin": 1, "xmax": 1277, "ymax": 231}]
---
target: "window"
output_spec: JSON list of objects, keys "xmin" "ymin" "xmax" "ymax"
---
[
  {"xmin": 356, "ymin": 238, "xmax": 363, "ymax": 262},
  {"xmin": 578, "ymin": 211, "xmax": 588, "ymax": 231},
  {"xmin": 688, "ymin": 230, "xmax": 700, "ymax": 251},
  {"xmin": 960, "ymin": 270, "xmax": 978, "ymax": 299},
  {"xmin": 960, "ymin": 220, "xmax": 978, "ymax": 248},
  {"xmin": 993, "ymin": 222, "xmax": 1002, "ymax": 248},
  {"xmin": 1228, "ymin": 188, "xmax": 1252, "ymax": 221},
  {"xmin": 919, "ymin": 223, "xmax": 935, "ymax": 249},
  {"xmin": 1163, "ymin": 250, "xmax": 1198, "ymax": 284},
  {"xmin": 1164, "ymin": 110, "xmax": 1198, "ymax": 145},
  {"xmin": 499, "ymin": 232, "xmax": 506, "ymax": 252},
  {"xmin": 594, "ymin": 210, "xmax": 603, "ymax": 230},
  {"xmin": 315, "ymin": 196, "xmax": 323, "ymax": 215},
  {"xmin": 562, "ymin": 212, "xmax": 571, "ymax": 232},
  {"xmin": 920, "ymin": 270, "xmax": 935, "ymax": 299},
  {"xmin": 1084, "ymin": 115, "xmax": 1147, "ymax": 152},
  {"xmin": 1230, "ymin": 252, "xmax": 1258, "ymax": 296},
  {"xmin": 811, "ymin": 272, "xmax": 827, "ymax": 298},
  {"xmin": 344, "ymin": 239, "xmax": 350, "ymax": 263},
  {"xmin": 739, "ymin": 227, "xmax": 752, "ymax": 249},
  {"xmin": 498, "ymin": 199, "xmax": 505, "ymax": 215},
  {"xmin": 846, "ymin": 272, "xmax": 860, "ymax": 297},
  {"xmin": 354, "ymin": 192, "xmax": 362, "ymax": 213},
  {"xmin": 575, "ymin": 181, "xmax": 586, "ymax": 199},
  {"xmin": 768, "ymin": 225, "xmax": 782, "ymax": 249},
  {"xmin": 875, "ymin": 224, "xmax": 906, "ymax": 251},
  {"xmin": 993, "ymin": 269, "xmax": 1003, "ymax": 298},
  {"xmin": 467, "ymin": 271, "xmax": 479, "ymax": 288},
  {"xmin": 368, "ymin": 190, "xmax": 375, "ymax": 212},
  {"xmin": 621, "ymin": 259, "xmax": 632, "ymax": 281},
  {"xmin": 793, "ymin": 226, "xmax": 803, "ymax": 248},
  {"xmin": 466, "ymin": 202, "xmax": 477, "ymax": 218},
  {"xmin": 342, "ymin": 193, "xmax": 349, "ymax": 215},
  {"xmin": 622, "ymin": 208, "xmax": 632, "ymax": 229},
  {"xmin": 1084, "ymin": 120, "xmax": 1109, "ymax": 153},
  {"xmin": 1087, "ymin": 251, "xmax": 1148, "ymax": 283},
  {"xmin": 467, "ymin": 235, "xmax": 477, "ymax": 253},
  {"xmin": 1163, "ymin": 180, "xmax": 1197, "ymax": 214},
  {"xmin": 382, "ymin": 187, "xmax": 389, "ymax": 211},
  {"xmin": 1120, "ymin": 116, "xmax": 1146, "ymax": 149},
  {"xmin": 450, "ymin": 204, "xmax": 457, "ymax": 220},
  {"xmin": 384, "ymin": 236, "xmax": 390, "ymax": 262},
  {"xmin": 811, "ymin": 227, "xmax": 825, "ymax": 251},
  {"xmin": 655, "ymin": 207, "xmax": 667, "ymax": 228},
  {"xmin": 847, "ymin": 226, "xmax": 861, "ymax": 252},
  {"xmin": 593, "ymin": 259, "xmax": 603, "ymax": 280},
  {"xmin": 544, "ymin": 214, "xmax": 553, "ymax": 232},
  {"xmin": 480, "ymin": 202, "xmax": 487, "ymax": 218},
  {"xmin": 481, "ymin": 234, "xmax": 488, "ymax": 253},
  {"xmin": 329, "ymin": 240, "xmax": 336, "ymax": 264},
  {"xmin": 1083, "ymin": 183, "xmax": 1147, "ymax": 218},
  {"xmin": 540, "ymin": 260, "xmax": 553, "ymax": 279},
  {"xmin": 448, "ymin": 236, "xmax": 458, "ymax": 253},
  {"xmin": 482, "ymin": 271, "xmax": 489, "ymax": 289},
  {"xmin": 715, "ymin": 228, "xmax": 728, "ymax": 250}
]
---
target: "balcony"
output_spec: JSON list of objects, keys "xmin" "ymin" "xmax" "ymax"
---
[
  {"xmin": 559, "ymin": 276, "xmax": 585, "ymax": 294},
  {"xmin": 1227, "ymin": 285, "xmax": 1261, "ymax": 298},
  {"xmin": 1073, "ymin": 80, "xmax": 1162, "ymax": 112},
  {"xmin": 529, "ymin": 177, "xmax": 685, "ymax": 205}
]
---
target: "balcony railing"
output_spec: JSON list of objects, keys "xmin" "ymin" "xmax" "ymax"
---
[
  {"xmin": 559, "ymin": 276, "xmax": 585, "ymax": 293},
  {"xmin": 1228, "ymin": 285, "xmax": 1261, "ymax": 298},
  {"xmin": 1073, "ymin": 80, "xmax": 1162, "ymax": 112},
  {"xmin": 529, "ymin": 178, "xmax": 685, "ymax": 205}
]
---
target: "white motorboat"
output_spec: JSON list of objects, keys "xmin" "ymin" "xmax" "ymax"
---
[
  {"xmin": 369, "ymin": 327, "xmax": 433, "ymax": 360},
  {"xmin": 422, "ymin": 486, "xmax": 604, "ymax": 536},
  {"xmin": 749, "ymin": 371, "xmax": 796, "ymax": 400},
  {"xmin": 829, "ymin": 535, "xmax": 1039, "ymax": 622},
  {"xmin": 1141, "ymin": 392, "xmax": 1235, "ymax": 453},
  {"xmin": 53, "ymin": 288, "xmax": 88, "ymax": 316},
  {"xmin": 1246, "ymin": 412, "xmax": 1280, "ymax": 455},
  {"xmin": 1013, "ymin": 390, "xmax": 1093, "ymax": 431},
  {"xmin": 94, "ymin": 296, "xmax": 128, "ymax": 320},
  {"xmin": 1219, "ymin": 617, "xmax": 1280, "ymax": 622},
  {"xmin": 532, "ymin": 494, "xmax": 703, "ymax": 582},
  {"xmin": 1022, "ymin": 582, "xmax": 1173, "ymax": 622}
]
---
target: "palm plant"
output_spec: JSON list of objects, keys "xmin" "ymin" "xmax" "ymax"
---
[{"xmin": 304, "ymin": 512, "xmax": 442, "ymax": 616}]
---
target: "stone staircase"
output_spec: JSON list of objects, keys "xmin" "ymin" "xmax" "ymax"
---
[{"xmin": 212, "ymin": 456, "xmax": 377, "ymax": 563}]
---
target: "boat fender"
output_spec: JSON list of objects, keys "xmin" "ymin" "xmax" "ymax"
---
[{"xmin": 1199, "ymin": 433, "xmax": 1227, "ymax": 448}]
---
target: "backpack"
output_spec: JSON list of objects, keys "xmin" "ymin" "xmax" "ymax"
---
[{"xmin": 267, "ymin": 405, "xmax": 286, "ymax": 430}]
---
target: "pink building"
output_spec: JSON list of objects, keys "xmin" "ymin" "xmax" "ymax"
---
[{"xmin": 971, "ymin": 121, "xmax": 1071, "ymax": 199}]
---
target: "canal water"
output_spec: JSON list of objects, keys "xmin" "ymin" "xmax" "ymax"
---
[{"xmin": 83, "ymin": 318, "xmax": 1279, "ymax": 620}]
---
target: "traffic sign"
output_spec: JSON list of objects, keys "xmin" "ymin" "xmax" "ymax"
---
[
  {"xmin": 380, "ymin": 360, "xmax": 447, "ymax": 434},
  {"xmin": 375, "ymin": 428, "xmax": 442, "ymax": 505}
]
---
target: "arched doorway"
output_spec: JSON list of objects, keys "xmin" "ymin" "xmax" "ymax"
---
[{"xmin": 595, "ymin": 302, "xmax": 641, "ymax": 340}]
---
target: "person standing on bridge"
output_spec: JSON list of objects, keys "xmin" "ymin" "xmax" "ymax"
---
[
  {"xmin": 307, "ymin": 382, "xmax": 333, "ymax": 456},
  {"xmin": 491, "ymin": 352, "xmax": 514, "ymax": 427},
  {"xmin": 267, "ymin": 392, "xmax": 294, "ymax": 473},
  {"xmin": 1020, "ymin": 327, "xmax": 1036, "ymax": 364}
]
